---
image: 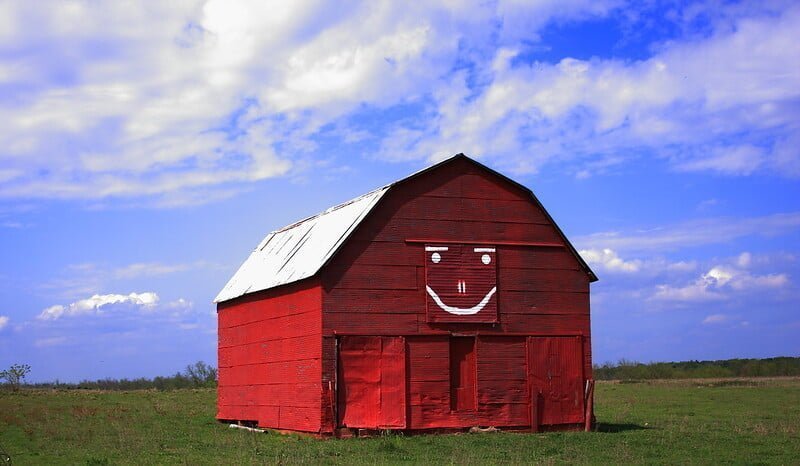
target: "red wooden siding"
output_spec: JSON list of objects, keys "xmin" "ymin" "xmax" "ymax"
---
[
  {"xmin": 217, "ymin": 279, "xmax": 322, "ymax": 432},
  {"xmin": 320, "ymin": 157, "xmax": 593, "ymax": 431},
  {"xmin": 337, "ymin": 336, "xmax": 406, "ymax": 429}
]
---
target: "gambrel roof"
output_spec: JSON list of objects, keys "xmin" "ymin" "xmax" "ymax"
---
[{"xmin": 214, "ymin": 154, "xmax": 597, "ymax": 303}]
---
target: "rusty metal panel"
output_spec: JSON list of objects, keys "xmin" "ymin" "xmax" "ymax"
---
[{"xmin": 425, "ymin": 243, "xmax": 498, "ymax": 323}]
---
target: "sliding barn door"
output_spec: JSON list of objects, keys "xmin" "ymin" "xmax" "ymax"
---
[
  {"xmin": 338, "ymin": 336, "xmax": 406, "ymax": 429},
  {"xmin": 528, "ymin": 336, "xmax": 585, "ymax": 426}
]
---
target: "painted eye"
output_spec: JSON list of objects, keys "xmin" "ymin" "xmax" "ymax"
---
[
  {"xmin": 431, "ymin": 252, "xmax": 441, "ymax": 263},
  {"xmin": 481, "ymin": 254, "xmax": 491, "ymax": 265}
]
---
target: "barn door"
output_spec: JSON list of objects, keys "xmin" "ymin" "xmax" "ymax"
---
[
  {"xmin": 337, "ymin": 336, "xmax": 406, "ymax": 429},
  {"xmin": 527, "ymin": 336, "xmax": 585, "ymax": 426}
]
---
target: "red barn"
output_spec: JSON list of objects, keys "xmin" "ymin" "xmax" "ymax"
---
[{"xmin": 215, "ymin": 154, "xmax": 598, "ymax": 435}]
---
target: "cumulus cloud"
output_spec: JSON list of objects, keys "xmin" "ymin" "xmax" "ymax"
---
[
  {"xmin": 579, "ymin": 248, "xmax": 701, "ymax": 276},
  {"xmin": 38, "ymin": 292, "xmax": 160, "ymax": 320},
  {"xmin": 579, "ymin": 248, "xmax": 640, "ymax": 272},
  {"xmin": 652, "ymin": 265, "xmax": 788, "ymax": 302},
  {"xmin": 0, "ymin": 315, "xmax": 8, "ymax": 330}
]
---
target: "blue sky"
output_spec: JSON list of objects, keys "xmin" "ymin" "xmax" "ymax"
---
[{"xmin": 0, "ymin": 0, "xmax": 798, "ymax": 382}]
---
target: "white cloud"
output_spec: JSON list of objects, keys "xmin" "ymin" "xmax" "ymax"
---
[
  {"xmin": 0, "ymin": 315, "xmax": 8, "ymax": 330},
  {"xmin": 652, "ymin": 264, "xmax": 788, "ymax": 302},
  {"xmin": 0, "ymin": 0, "xmax": 480, "ymax": 204},
  {"xmin": 38, "ymin": 292, "xmax": 160, "ymax": 320},
  {"xmin": 702, "ymin": 314, "xmax": 729, "ymax": 325},
  {"xmin": 579, "ymin": 248, "xmax": 640, "ymax": 273},
  {"xmin": 653, "ymin": 281, "xmax": 726, "ymax": 302},
  {"xmin": 2, "ymin": 1, "xmax": 794, "ymax": 207},
  {"xmin": 378, "ymin": 4, "xmax": 800, "ymax": 178}
]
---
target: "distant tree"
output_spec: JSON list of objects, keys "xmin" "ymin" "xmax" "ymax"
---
[
  {"xmin": 184, "ymin": 361, "xmax": 217, "ymax": 387},
  {"xmin": 0, "ymin": 363, "xmax": 31, "ymax": 391}
]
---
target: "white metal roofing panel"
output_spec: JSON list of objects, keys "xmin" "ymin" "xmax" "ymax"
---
[{"xmin": 214, "ymin": 186, "xmax": 389, "ymax": 303}]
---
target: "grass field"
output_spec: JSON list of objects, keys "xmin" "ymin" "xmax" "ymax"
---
[{"xmin": 2, "ymin": 378, "xmax": 799, "ymax": 464}]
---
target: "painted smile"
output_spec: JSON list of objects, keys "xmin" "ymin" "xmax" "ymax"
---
[{"xmin": 426, "ymin": 285, "xmax": 497, "ymax": 315}]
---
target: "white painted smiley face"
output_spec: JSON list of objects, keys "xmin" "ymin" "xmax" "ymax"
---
[{"xmin": 425, "ymin": 245, "xmax": 497, "ymax": 315}]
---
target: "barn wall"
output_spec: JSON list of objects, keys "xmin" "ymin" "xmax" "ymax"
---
[
  {"xmin": 321, "ymin": 158, "xmax": 592, "ymax": 430},
  {"xmin": 217, "ymin": 278, "xmax": 323, "ymax": 432}
]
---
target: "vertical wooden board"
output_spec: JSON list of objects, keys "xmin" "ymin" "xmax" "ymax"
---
[
  {"xmin": 527, "ymin": 337, "xmax": 548, "ymax": 427},
  {"xmin": 583, "ymin": 335, "xmax": 593, "ymax": 379},
  {"xmin": 321, "ymin": 335, "xmax": 336, "ymax": 432},
  {"xmin": 379, "ymin": 336, "xmax": 407, "ymax": 428},
  {"xmin": 527, "ymin": 336, "xmax": 585, "ymax": 426},
  {"xmin": 450, "ymin": 337, "xmax": 477, "ymax": 411},
  {"xmin": 338, "ymin": 336, "xmax": 381, "ymax": 428},
  {"xmin": 557, "ymin": 336, "xmax": 585, "ymax": 424}
]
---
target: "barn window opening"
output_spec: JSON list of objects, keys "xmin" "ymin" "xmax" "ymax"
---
[{"xmin": 450, "ymin": 336, "xmax": 477, "ymax": 411}]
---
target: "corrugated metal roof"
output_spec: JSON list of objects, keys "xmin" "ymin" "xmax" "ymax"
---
[{"xmin": 214, "ymin": 186, "xmax": 389, "ymax": 303}]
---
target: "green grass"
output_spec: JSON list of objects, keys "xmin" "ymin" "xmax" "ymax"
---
[{"xmin": 2, "ymin": 378, "xmax": 799, "ymax": 464}]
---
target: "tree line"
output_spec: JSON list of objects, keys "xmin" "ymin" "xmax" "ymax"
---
[
  {"xmin": 10, "ymin": 361, "xmax": 217, "ymax": 391},
  {"xmin": 593, "ymin": 356, "xmax": 800, "ymax": 380}
]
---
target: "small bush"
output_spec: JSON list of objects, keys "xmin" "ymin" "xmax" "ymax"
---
[{"xmin": 0, "ymin": 363, "xmax": 31, "ymax": 391}]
